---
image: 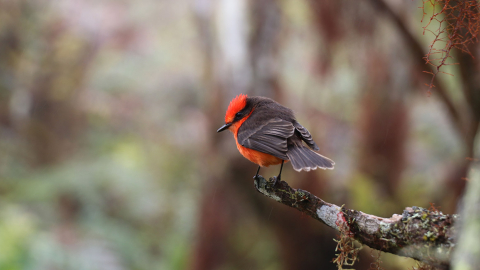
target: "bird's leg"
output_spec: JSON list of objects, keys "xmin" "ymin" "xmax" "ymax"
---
[
  {"xmin": 253, "ymin": 166, "xmax": 261, "ymax": 179},
  {"xmin": 273, "ymin": 160, "xmax": 284, "ymax": 186}
]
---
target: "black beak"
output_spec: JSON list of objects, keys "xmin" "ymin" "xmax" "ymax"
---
[{"xmin": 217, "ymin": 123, "xmax": 232, "ymax": 132}]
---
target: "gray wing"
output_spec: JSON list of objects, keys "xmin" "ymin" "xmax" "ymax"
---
[
  {"xmin": 237, "ymin": 118, "xmax": 295, "ymax": 160},
  {"xmin": 293, "ymin": 121, "xmax": 319, "ymax": 150}
]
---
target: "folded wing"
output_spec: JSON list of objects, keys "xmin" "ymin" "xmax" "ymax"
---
[
  {"xmin": 293, "ymin": 121, "xmax": 319, "ymax": 150},
  {"xmin": 237, "ymin": 118, "xmax": 295, "ymax": 160}
]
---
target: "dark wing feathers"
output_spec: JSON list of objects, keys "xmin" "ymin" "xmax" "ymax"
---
[
  {"xmin": 238, "ymin": 118, "xmax": 294, "ymax": 160},
  {"xmin": 287, "ymin": 144, "xmax": 335, "ymax": 172},
  {"xmin": 293, "ymin": 121, "xmax": 319, "ymax": 150}
]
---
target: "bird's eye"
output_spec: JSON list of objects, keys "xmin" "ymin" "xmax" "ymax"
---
[{"xmin": 235, "ymin": 112, "xmax": 243, "ymax": 118}]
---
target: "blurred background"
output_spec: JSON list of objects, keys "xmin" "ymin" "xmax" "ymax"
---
[{"xmin": 0, "ymin": 0, "xmax": 478, "ymax": 269}]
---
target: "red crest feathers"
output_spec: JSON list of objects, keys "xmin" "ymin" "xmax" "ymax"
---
[{"xmin": 225, "ymin": 94, "xmax": 247, "ymax": 123}]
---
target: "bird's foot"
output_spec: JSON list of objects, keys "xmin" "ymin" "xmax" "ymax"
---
[
  {"xmin": 272, "ymin": 176, "xmax": 281, "ymax": 187},
  {"xmin": 253, "ymin": 174, "xmax": 264, "ymax": 190}
]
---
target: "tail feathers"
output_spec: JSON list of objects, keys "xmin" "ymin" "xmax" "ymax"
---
[{"xmin": 286, "ymin": 146, "xmax": 335, "ymax": 172}]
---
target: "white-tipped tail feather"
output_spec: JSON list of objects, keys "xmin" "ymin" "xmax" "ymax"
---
[{"xmin": 286, "ymin": 146, "xmax": 335, "ymax": 172}]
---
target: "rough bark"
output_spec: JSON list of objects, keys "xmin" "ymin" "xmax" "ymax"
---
[{"xmin": 254, "ymin": 175, "xmax": 458, "ymax": 269}]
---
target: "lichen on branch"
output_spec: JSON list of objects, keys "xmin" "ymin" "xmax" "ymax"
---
[{"xmin": 253, "ymin": 175, "xmax": 457, "ymax": 269}]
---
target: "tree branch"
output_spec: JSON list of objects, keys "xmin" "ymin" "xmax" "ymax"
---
[
  {"xmin": 254, "ymin": 175, "xmax": 458, "ymax": 268},
  {"xmin": 369, "ymin": 0, "xmax": 464, "ymax": 136}
]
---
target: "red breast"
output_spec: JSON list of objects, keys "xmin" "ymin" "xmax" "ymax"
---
[{"xmin": 230, "ymin": 108, "xmax": 285, "ymax": 167}]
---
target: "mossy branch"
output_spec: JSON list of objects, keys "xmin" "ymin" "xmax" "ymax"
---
[{"xmin": 254, "ymin": 176, "xmax": 458, "ymax": 269}]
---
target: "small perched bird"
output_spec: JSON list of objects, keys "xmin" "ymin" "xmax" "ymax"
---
[{"xmin": 217, "ymin": 94, "xmax": 334, "ymax": 183}]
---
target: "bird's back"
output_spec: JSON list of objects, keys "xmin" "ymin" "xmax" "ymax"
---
[{"xmin": 242, "ymin": 96, "xmax": 295, "ymax": 127}]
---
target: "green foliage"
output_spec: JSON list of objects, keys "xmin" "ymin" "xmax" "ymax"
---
[{"xmin": 0, "ymin": 207, "xmax": 36, "ymax": 270}]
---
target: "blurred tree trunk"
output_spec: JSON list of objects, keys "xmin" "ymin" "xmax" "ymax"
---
[
  {"xmin": 0, "ymin": 17, "xmax": 19, "ymax": 128},
  {"xmin": 27, "ymin": 28, "xmax": 95, "ymax": 166},
  {"xmin": 452, "ymin": 163, "xmax": 480, "ymax": 269},
  {"xmin": 447, "ymin": 32, "xmax": 480, "ymax": 205},
  {"xmin": 358, "ymin": 75, "xmax": 408, "ymax": 202},
  {"xmin": 249, "ymin": 0, "xmax": 282, "ymax": 99},
  {"xmin": 0, "ymin": 0, "xmax": 96, "ymax": 167}
]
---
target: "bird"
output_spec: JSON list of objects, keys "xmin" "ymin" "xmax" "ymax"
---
[{"xmin": 217, "ymin": 94, "xmax": 334, "ymax": 184}]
